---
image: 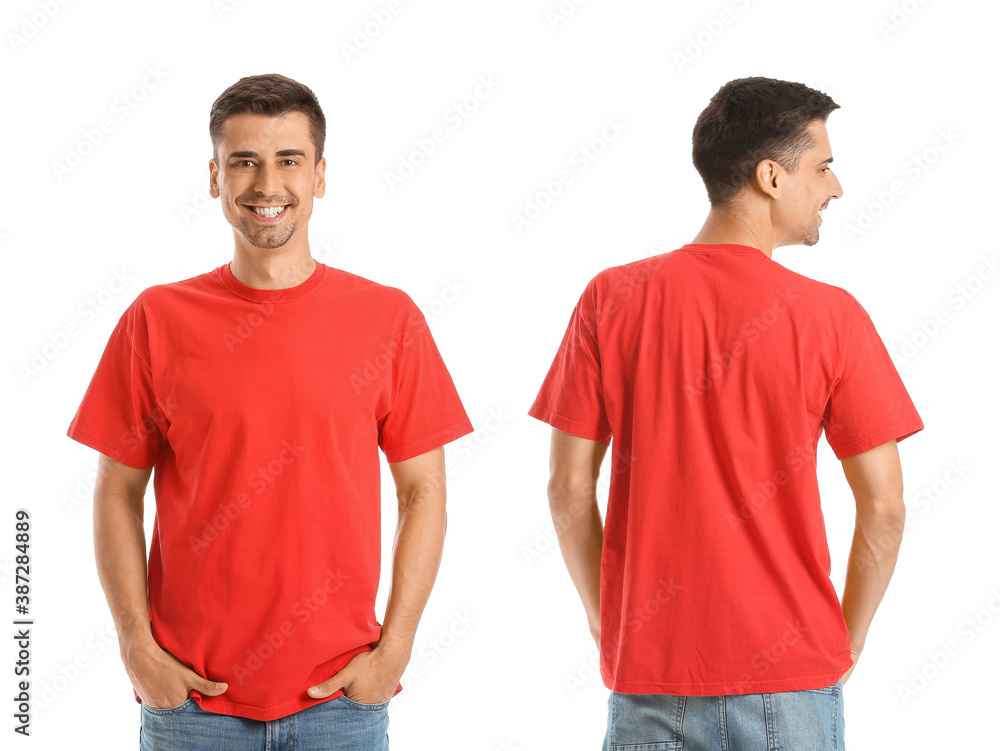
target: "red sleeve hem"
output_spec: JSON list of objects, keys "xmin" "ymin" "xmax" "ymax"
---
[
  {"xmin": 527, "ymin": 403, "xmax": 612, "ymax": 446},
  {"xmin": 829, "ymin": 415, "xmax": 924, "ymax": 460},
  {"xmin": 382, "ymin": 418, "xmax": 475, "ymax": 463},
  {"xmin": 66, "ymin": 423, "xmax": 158, "ymax": 470}
]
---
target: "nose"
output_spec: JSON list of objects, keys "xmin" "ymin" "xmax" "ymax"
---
[
  {"xmin": 253, "ymin": 161, "xmax": 282, "ymax": 199},
  {"xmin": 830, "ymin": 170, "xmax": 844, "ymax": 200}
]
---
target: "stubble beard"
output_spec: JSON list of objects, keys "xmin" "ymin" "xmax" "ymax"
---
[{"xmin": 238, "ymin": 215, "xmax": 297, "ymax": 249}]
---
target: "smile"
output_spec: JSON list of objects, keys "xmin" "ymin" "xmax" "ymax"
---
[{"xmin": 244, "ymin": 205, "xmax": 288, "ymax": 221}]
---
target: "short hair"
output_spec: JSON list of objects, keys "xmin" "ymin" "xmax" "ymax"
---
[
  {"xmin": 692, "ymin": 77, "xmax": 840, "ymax": 206},
  {"xmin": 209, "ymin": 73, "xmax": 326, "ymax": 164}
]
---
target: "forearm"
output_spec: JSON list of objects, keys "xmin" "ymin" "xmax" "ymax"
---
[
  {"xmin": 841, "ymin": 506, "xmax": 905, "ymax": 651},
  {"xmin": 93, "ymin": 489, "xmax": 154, "ymax": 652},
  {"xmin": 548, "ymin": 484, "xmax": 603, "ymax": 638},
  {"xmin": 377, "ymin": 492, "xmax": 447, "ymax": 662}
]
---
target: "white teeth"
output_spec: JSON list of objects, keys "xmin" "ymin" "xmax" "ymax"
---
[{"xmin": 251, "ymin": 205, "xmax": 285, "ymax": 218}]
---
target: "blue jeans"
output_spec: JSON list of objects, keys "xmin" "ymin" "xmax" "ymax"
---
[
  {"xmin": 603, "ymin": 681, "xmax": 845, "ymax": 751},
  {"xmin": 139, "ymin": 695, "xmax": 390, "ymax": 751}
]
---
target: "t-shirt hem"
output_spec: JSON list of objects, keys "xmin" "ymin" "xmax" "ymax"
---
[
  {"xmin": 382, "ymin": 418, "xmax": 475, "ymax": 463},
  {"xmin": 830, "ymin": 415, "xmax": 924, "ymax": 459},
  {"xmin": 608, "ymin": 669, "xmax": 849, "ymax": 696},
  {"xmin": 527, "ymin": 404, "xmax": 612, "ymax": 445},
  {"xmin": 189, "ymin": 692, "xmax": 341, "ymax": 721},
  {"xmin": 66, "ymin": 423, "xmax": 157, "ymax": 470}
]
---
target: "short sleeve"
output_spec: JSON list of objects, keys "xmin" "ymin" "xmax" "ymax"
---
[
  {"xmin": 822, "ymin": 315, "xmax": 924, "ymax": 459},
  {"xmin": 527, "ymin": 279, "xmax": 612, "ymax": 444},
  {"xmin": 66, "ymin": 302, "xmax": 167, "ymax": 469},
  {"xmin": 377, "ymin": 302, "xmax": 473, "ymax": 463}
]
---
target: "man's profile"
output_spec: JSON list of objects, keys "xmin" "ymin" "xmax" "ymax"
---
[
  {"xmin": 66, "ymin": 73, "xmax": 473, "ymax": 750},
  {"xmin": 528, "ymin": 76, "xmax": 923, "ymax": 750}
]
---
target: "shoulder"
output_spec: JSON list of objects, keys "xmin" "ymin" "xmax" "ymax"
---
[
  {"xmin": 325, "ymin": 267, "xmax": 420, "ymax": 313},
  {"xmin": 129, "ymin": 266, "xmax": 222, "ymax": 308},
  {"xmin": 581, "ymin": 251, "xmax": 674, "ymax": 301},
  {"xmin": 781, "ymin": 268, "xmax": 871, "ymax": 327},
  {"xmin": 113, "ymin": 265, "xmax": 227, "ymax": 335}
]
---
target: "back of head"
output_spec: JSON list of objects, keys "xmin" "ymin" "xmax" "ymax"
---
[
  {"xmin": 209, "ymin": 73, "xmax": 326, "ymax": 164},
  {"xmin": 692, "ymin": 77, "xmax": 839, "ymax": 207}
]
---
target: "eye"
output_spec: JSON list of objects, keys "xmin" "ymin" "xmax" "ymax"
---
[
  {"xmin": 282, "ymin": 159, "xmax": 298, "ymax": 166},
  {"xmin": 234, "ymin": 160, "xmax": 254, "ymax": 167}
]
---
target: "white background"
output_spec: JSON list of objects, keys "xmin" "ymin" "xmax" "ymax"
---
[{"xmin": 3, "ymin": 0, "xmax": 998, "ymax": 748}]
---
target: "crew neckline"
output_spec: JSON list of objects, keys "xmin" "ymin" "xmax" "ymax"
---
[
  {"xmin": 679, "ymin": 243, "xmax": 771, "ymax": 259},
  {"xmin": 219, "ymin": 259, "xmax": 327, "ymax": 303}
]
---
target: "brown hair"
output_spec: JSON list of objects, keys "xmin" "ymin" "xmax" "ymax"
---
[
  {"xmin": 209, "ymin": 73, "xmax": 326, "ymax": 164},
  {"xmin": 692, "ymin": 77, "xmax": 839, "ymax": 206}
]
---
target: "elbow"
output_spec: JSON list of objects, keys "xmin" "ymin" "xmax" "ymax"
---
[
  {"xmin": 857, "ymin": 494, "xmax": 906, "ymax": 531},
  {"xmin": 546, "ymin": 474, "xmax": 598, "ymax": 514}
]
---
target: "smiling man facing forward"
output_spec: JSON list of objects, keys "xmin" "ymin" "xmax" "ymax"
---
[{"xmin": 66, "ymin": 73, "xmax": 473, "ymax": 751}]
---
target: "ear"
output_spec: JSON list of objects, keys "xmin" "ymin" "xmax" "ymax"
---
[
  {"xmin": 209, "ymin": 158, "xmax": 220, "ymax": 198},
  {"xmin": 313, "ymin": 156, "xmax": 327, "ymax": 199},
  {"xmin": 754, "ymin": 158, "xmax": 781, "ymax": 200}
]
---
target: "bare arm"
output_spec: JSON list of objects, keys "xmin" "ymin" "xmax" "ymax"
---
[
  {"xmin": 838, "ymin": 439, "xmax": 907, "ymax": 684},
  {"xmin": 546, "ymin": 428, "xmax": 608, "ymax": 646},
  {"xmin": 309, "ymin": 446, "xmax": 448, "ymax": 703},
  {"xmin": 94, "ymin": 453, "xmax": 227, "ymax": 707}
]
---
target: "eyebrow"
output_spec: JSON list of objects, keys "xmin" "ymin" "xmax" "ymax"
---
[
  {"xmin": 227, "ymin": 149, "xmax": 308, "ymax": 160},
  {"xmin": 818, "ymin": 157, "xmax": 834, "ymax": 166}
]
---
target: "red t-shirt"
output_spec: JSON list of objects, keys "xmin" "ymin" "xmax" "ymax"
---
[
  {"xmin": 66, "ymin": 260, "xmax": 473, "ymax": 720},
  {"xmin": 528, "ymin": 243, "xmax": 924, "ymax": 695}
]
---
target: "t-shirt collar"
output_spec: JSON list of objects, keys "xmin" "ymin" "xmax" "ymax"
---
[{"xmin": 219, "ymin": 259, "xmax": 327, "ymax": 303}]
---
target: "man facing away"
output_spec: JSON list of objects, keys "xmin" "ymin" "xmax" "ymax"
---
[
  {"xmin": 66, "ymin": 74, "xmax": 473, "ymax": 751},
  {"xmin": 528, "ymin": 77, "xmax": 924, "ymax": 750}
]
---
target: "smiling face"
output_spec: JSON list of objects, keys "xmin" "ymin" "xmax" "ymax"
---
[
  {"xmin": 771, "ymin": 119, "xmax": 843, "ymax": 248},
  {"xmin": 209, "ymin": 111, "xmax": 325, "ymax": 252}
]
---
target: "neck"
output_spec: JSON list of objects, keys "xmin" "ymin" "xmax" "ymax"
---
[
  {"xmin": 690, "ymin": 205, "xmax": 775, "ymax": 259},
  {"xmin": 230, "ymin": 239, "xmax": 317, "ymax": 290}
]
